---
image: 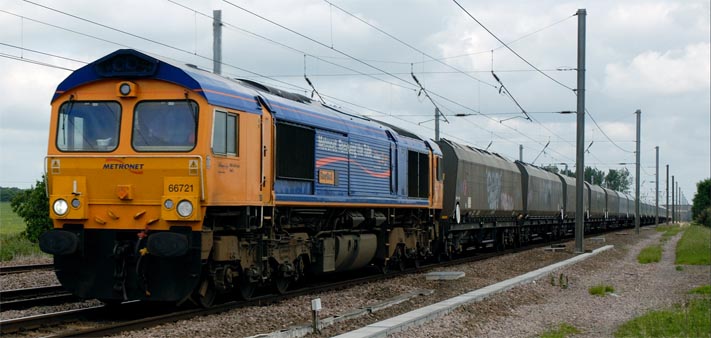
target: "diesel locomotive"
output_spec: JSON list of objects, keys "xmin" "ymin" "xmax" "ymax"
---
[{"xmin": 39, "ymin": 49, "xmax": 664, "ymax": 307}]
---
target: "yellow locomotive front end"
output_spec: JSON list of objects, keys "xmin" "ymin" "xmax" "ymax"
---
[{"xmin": 41, "ymin": 54, "xmax": 212, "ymax": 303}]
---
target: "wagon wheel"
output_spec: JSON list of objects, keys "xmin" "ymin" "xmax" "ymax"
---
[{"xmin": 194, "ymin": 277, "xmax": 217, "ymax": 308}]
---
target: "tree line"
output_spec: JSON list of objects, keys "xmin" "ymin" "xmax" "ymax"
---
[{"xmin": 542, "ymin": 166, "xmax": 633, "ymax": 194}]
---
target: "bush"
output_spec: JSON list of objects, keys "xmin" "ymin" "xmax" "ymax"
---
[
  {"xmin": 10, "ymin": 176, "xmax": 52, "ymax": 242},
  {"xmin": 696, "ymin": 207, "xmax": 711, "ymax": 228},
  {"xmin": 692, "ymin": 178, "xmax": 710, "ymax": 226}
]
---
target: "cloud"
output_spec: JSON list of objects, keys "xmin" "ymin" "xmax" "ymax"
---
[{"xmin": 603, "ymin": 42, "xmax": 710, "ymax": 95}]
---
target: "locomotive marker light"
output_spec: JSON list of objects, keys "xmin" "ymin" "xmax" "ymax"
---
[
  {"xmin": 71, "ymin": 198, "xmax": 81, "ymax": 209},
  {"xmin": 116, "ymin": 81, "xmax": 137, "ymax": 97},
  {"xmin": 164, "ymin": 199, "xmax": 174, "ymax": 210},
  {"xmin": 53, "ymin": 199, "xmax": 69, "ymax": 216}
]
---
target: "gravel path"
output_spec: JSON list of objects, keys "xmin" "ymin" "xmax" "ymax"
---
[{"xmin": 391, "ymin": 226, "xmax": 710, "ymax": 338}]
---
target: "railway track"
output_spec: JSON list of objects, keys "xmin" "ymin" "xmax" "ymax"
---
[
  {"xmin": 0, "ymin": 263, "xmax": 54, "ymax": 275},
  {"xmin": 0, "ymin": 228, "xmax": 628, "ymax": 337},
  {"xmin": 0, "ymin": 285, "xmax": 78, "ymax": 311}
]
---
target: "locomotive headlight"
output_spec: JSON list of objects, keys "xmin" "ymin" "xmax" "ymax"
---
[
  {"xmin": 71, "ymin": 198, "xmax": 81, "ymax": 209},
  {"xmin": 176, "ymin": 200, "xmax": 193, "ymax": 217},
  {"xmin": 53, "ymin": 199, "xmax": 69, "ymax": 216},
  {"xmin": 164, "ymin": 199, "xmax": 174, "ymax": 210}
]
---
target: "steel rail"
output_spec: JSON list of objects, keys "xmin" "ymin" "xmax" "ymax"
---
[{"xmin": 0, "ymin": 263, "xmax": 54, "ymax": 275}]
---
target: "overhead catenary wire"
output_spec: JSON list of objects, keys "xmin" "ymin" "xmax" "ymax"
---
[
  {"xmin": 222, "ymin": 0, "xmax": 418, "ymax": 91},
  {"xmin": 237, "ymin": 68, "xmax": 575, "ymax": 78},
  {"xmin": 451, "ymin": 0, "xmax": 575, "ymax": 92},
  {"xmin": 491, "ymin": 70, "xmax": 530, "ymax": 121},
  {"xmin": 0, "ymin": 42, "xmax": 88, "ymax": 65},
  {"xmin": 586, "ymin": 109, "xmax": 635, "ymax": 154},
  {"xmin": 322, "ymin": 0, "xmax": 498, "ymax": 89},
  {"xmin": 416, "ymin": 13, "xmax": 577, "ymax": 64},
  {"xmin": 165, "ymin": 0, "xmax": 416, "ymax": 91},
  {"xmin": 0, "ymin": 52, "xmax": 74, "ymax": 71}
]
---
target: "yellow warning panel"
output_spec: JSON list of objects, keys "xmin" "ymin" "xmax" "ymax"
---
[{"xmin": 188, "ymin": 159, "xmax": 199, "ymax": 176}]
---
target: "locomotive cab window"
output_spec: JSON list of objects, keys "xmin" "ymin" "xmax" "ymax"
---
[
  {"xmin": 132, "ymin": 100, "xmax": 198, "ymax": 152},
  {"xmin": 212, "ymin": 111, "xmax": 239, "ymax": 156},
  {"xmin": 56, "ymin": 101, "xmax": 121, "ymax": 152},
  {"xmin": 436, "ymin": 156, "xmax": 443, "ymax": 181}
]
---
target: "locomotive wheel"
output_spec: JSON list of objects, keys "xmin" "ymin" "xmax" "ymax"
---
[
  {"xmin": 195, "ymin": 278, "xmax": 217, "ymax": 308},
  {"xmin": 392, "ymin": 246, "xmax": 406, "ymax": 272},
  {"xmin": 378, "ymin": 259, "xmax": 389, "ymax": 274},
  {"xmin": 274, "ymin": 276, "xmax": 290, "ymax": 295},
  {"xmin": 238, "ymin": 276, "xmax": 256, "ymax": 300}
]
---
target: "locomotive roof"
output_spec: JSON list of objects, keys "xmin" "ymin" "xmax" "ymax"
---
[{"xmin": 53, "ymin": 49, "xmax": 440, "ymax": 154}]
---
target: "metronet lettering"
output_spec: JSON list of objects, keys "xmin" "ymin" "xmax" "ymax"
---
[{"xmin": 103, "ymin": 163, "xmax": 144, "ymax": 170}]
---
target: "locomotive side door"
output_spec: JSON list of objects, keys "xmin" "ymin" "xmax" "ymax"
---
[{"xmin": 257, "ymin": 96, "xmax": 275, "ymax": 206}]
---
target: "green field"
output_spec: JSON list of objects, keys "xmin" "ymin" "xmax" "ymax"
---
[{"xmin": 0, "ymin": 201, "xmax": 26, "ymax": 235}]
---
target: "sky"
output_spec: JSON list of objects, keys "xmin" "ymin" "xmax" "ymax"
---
[{"xmin": 0, "ymin": 0, "xmax": 709, "ymax": 205}]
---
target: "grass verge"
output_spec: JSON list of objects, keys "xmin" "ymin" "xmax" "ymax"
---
[
  {"xmin": 614, "ymin": 298, "xmax": 710, "ymax": 337},
  {"xmin": 657, "ymin": 225, "xmax": 683, "ymax": 242},
  {"xmin": 539, "ymin": 323, "xmax": 581, "ymax": 338},
  {"xmin": 0, "ymin": 233, "xmax": 45, "ymax": 261},
  {"xmin": 676, "ymin": 224, "xmax": 711, "ymax": 265},
  {"xmin": 637, "ymin": 245, "xmax": 662, "ymax": 264},
  {"xmin": 689, "ymin": 285, "xmax": 711, "ymax": 295},
  {"xmin": 589, "ymin": 284, "xmax": 615, "ymax": 297}
]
